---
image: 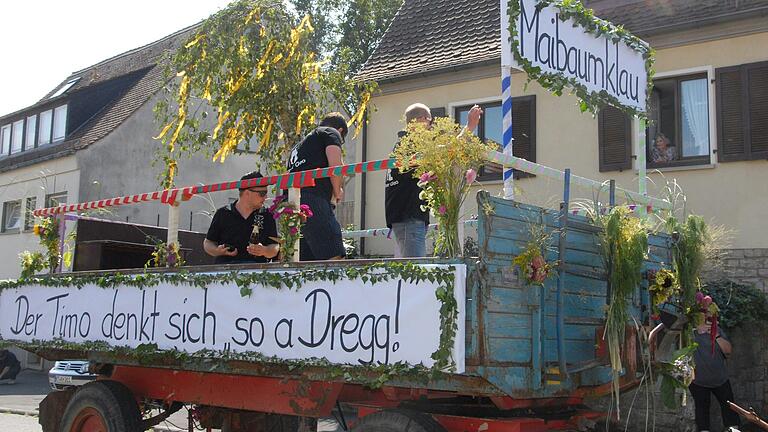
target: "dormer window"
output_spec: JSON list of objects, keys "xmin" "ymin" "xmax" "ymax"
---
[
  {"xmin": 53, "ymin": 105, "xmax": 67, "ymax": 142},
  {"xmin": 49, "ymin": 78, "xmax": 80, "ymax": 99}
]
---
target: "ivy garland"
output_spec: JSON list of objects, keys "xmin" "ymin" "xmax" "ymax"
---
[
  {"xmin": 0, "ymin": 261, "xmax": 460, "ymax": 382},
  {"xmin": 507, "ymin": 0, "xmax": 655, "ymax": 119}
]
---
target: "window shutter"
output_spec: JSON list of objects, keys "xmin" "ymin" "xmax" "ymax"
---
[
  {"xmin": 512, "ymin": 96, "xmax": 536, "ymax": 178},
  {"xmin": 429, "ymin": 107, "xmax": 446, "ymax": 118},
  {"xmin": 746, "ymin": 63, "xmax": 768, "ymax": 158},
  {"xmin": 716, "ymin": 66, "xmax": 746, "ymax": 162},
  {"xmin": 598, "ymin": 106, "xmax": 631, "ymax": 172}
]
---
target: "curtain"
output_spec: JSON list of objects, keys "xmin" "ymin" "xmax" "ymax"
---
[{"xmin": 681, "ymin": 79, "xmax": 709, "ymax": 156}]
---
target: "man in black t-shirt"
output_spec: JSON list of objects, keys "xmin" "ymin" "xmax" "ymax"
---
[
  {"xmin": 0, "ymin": 349, "xmax": 20, "ymax": 384},
  {"xmin": 204, "ymin": 171, "xmax": 279, "ymax": 264},
  {"xmin": 385, "ymin": 103, "xmax": 483, "ymax": 257},
  {"xmin": 286, "ymin": 112, "xmax": 347, "ymax": 261}
]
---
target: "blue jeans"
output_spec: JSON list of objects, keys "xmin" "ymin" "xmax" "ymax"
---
[{"xmin": 392, "ymin": 219, "xmax": 427, "ymax": 258}]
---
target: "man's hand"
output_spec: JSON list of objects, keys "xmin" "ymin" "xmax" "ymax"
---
[
  {"xmin": 217, "ymin": 244, "xmax": 238, "ymax": 257},
  {"xmin": 333, "ymin": 187, "xmax": 344, "ymax": 204},
  {"xmin": 247, "ymin": 243, "xmax": 268, "ymax": 257},
  {"xmin": 466, "ymin": 105, "xmax": 483, "ymax": 131}
]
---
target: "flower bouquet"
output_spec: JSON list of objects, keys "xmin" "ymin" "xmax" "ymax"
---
[
  {"xmin": 393, "ymin": 116, "xmax": 496, "ymax": 257},
  {"xmin": 33, "ymin": 217, "xmax": 61, "ymax": 273},
  {"xmin": 512, "ymin": 224, "xmax": 553, "ymax": 286},
  {"xmin": 692, "ymin": 291, "xmax": 720, "ymax": 354},
  {"xmin": 647, "ymin": 268, "xmax": 679, "ymax": 316},
  {"xmin": 269, "ymin": 195, "xmax": 313, "ymax": 262}
]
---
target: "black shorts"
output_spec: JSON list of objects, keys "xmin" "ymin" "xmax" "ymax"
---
[{"xmin": 300, "ymin": 192, "xmax": 345, "ymax": 261}]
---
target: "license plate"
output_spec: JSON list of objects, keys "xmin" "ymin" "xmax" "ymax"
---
[{"xmin": 55, "ymin": 376, "xmax": 72, "ymax": 384}]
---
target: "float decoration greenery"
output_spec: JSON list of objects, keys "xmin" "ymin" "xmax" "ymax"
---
[
  {"xmin": 268, "ymin": 195, "xmax": 313, "ymax": 263},
  {"xmin": 0, "ymin": 261, "xmax": 460, "ymax": 376},
  {"xmin": 596, "ymin": 206, "xmax": 648, "ymax": 418},
  {"xmin": 512, "ymin": 223, "xmax": 554, "ymax": 286},
  {"xmin": 393, "ymin": 116, "xmax": 495, "ymax": 257}
]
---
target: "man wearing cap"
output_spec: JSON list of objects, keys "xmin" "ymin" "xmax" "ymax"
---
[
  {"xmin": 203, "ymin": 171, "xmax": 279, "ymax": 264},
  {"xmin": 286, "ymin": 112, "xmax": 348, "ymax": 261}
]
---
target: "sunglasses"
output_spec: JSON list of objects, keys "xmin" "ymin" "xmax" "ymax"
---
[{"xmin": 246, "ymin": 189, "xmax": 268, "ymax": 197}]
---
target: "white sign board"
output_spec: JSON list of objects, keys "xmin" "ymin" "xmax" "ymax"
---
[
  {"xmin": 510, "ymin": 0, "xmax": 648, "ymax": 112},
  {"xmin": 0, "ymin": 265, "xmax": 466, "ymax": 372}
]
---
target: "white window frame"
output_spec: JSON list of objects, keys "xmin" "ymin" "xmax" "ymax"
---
[
  {"xmin": 39, "ymin": 109, "xmax": 53, "ymax": 146},
  {"xmin": 0, "ymin": 124, "xmax": 10, "ymax": 156},
  {"xmin": 25, "ymin": 114, "xmax": 37, "ymax": 150},
  {"xmin": 2, "ymin": 200, "xmax": 23, "ymax": 233},
  {"xmin": 52, "ymin": 104, "xmax": 68, "ymax": 142},
  {"xmin": 23, "ymin": 196, "xmax": 37, "ymax": 231},
  {"xmin": 11, "ymin": 119, "xmax": 24, "ymax": 154},
  {"xmin": 633, "ymin": 65, "xmax": 717, "ymax": 171}
]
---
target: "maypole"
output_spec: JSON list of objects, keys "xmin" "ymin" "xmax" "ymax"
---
[{"xmin": 500, "ymin": 0, "xmax": 515, "ymax": 200}]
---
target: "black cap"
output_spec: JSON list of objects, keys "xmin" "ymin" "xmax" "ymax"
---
[{"xmin": 239, "ymin": 171, "xmax": 264, "ymax": 190}]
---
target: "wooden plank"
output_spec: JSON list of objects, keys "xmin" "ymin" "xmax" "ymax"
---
[{"xmin": 487, "ymin": 337, "xmax": 532, "ymax": 363}]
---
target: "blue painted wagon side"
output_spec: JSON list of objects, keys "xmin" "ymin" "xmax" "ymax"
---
[{"xmin": 467, "ymin": 192, "xmax": 672, "ymax": 400}]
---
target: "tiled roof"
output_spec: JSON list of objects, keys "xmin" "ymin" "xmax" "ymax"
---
[
  {"xmin": 357, "ymin": 0, "xmax": 768, "ymax": 82},
  {"xmin": 0, "ymin": 25, "xmax": 198, "ymax": 172}
]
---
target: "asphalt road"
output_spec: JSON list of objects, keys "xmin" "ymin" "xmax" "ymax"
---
[{"xmin": 0, "ymin": 368, "xmax": 343, "ymax": 431}]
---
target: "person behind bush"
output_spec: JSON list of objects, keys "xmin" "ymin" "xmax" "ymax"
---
[
  {"xmin": 689, "ymin": 319, "xmax": 740, "ymax": 432},
  {"xmin": 384, "ymin": 103, "xmax": 482, "ymax": 257},
  {"xmin": 0, "ymin": 349, "xmax": 21, "ymax": 385}
]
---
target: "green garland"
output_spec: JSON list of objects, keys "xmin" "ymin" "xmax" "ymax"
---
[
  {"xmin": 507, "ymin": 0, "xmax": 655, "ymax": 119},
  {"xmin": 0, "ymin": 262, "xmax": 460, "ymax": 380},
  {"xmin": 0, "ymin": 338, "xmax": 440, "ymax": 389}
]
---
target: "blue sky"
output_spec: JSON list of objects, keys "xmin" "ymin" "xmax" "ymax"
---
[{"xmin": 0, "ymin": 0, "xmax": 233, "ymax": 115}]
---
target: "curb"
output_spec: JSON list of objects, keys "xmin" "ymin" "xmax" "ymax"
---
[{"xmin": 0, "ymin": 407, "xmax": 38, "ymax": 416}]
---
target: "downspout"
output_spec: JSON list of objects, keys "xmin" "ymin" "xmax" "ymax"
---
[{"xmin": 359, "ymin": 115, "xmax": 368, "ymax": 255}]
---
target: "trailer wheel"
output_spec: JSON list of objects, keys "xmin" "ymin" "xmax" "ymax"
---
[
  {"xmin": 59, "ymin": 381, "xmax": 141, "ymax": 432},
  {"xmin": 351, "ymin": 409, "xmax": 446, "ymax": 432}
]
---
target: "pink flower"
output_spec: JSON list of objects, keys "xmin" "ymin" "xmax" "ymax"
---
[
  {"xmin": 695, "ymin": 291, "xmax": 705, "ymax": 304},
  {"xmin": 702, "ymin": 295, "xmax": 712, "ymax": 308},
  {"xmin": 465, "ymin": 168, "xmax": 477, "ymax": 184},
  {"xmin": 282, "ymin": 207, "xmax": 294, "ymax": 215},
  {"xmin": 290, "ymin": 226, "xmax": 299, "ymax": 235},
  {"xmin": 304, "ymin": 209, "xmax": 313, "ymax": 218},
  {"xmin": 438, "ymin": 205, "xmax": 447, "ymax": 215},
  {"xmin": 419, "ymin": 172, "xmax": 436, "ymax": 183}
]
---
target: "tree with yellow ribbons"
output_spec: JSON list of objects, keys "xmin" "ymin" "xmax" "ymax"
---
[{"xmin": 154, "ymin": 0, "xmax": 375, "ymax": 188}]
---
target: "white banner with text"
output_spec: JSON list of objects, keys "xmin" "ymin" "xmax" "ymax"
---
[
  {"xmin": 511, "ymin": 0, "xmax": 648, "ymax": 111},
  {"xmin": 0, "ymin": 265, "xmax": 466, "ymax": 372}
]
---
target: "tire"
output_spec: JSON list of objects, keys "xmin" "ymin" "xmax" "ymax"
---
[
  {"xmin": 59, "ymin": 380, "xmax": 141, "ymax": 432},
  {"xmin": 351, "ymin": 409, "xmax": 446, "ymax": 432}
]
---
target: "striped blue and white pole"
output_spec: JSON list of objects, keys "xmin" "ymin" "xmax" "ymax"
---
[
  {"xmin": 501, "ymin": 67, "xmax": 514, "ymax": 200},
  {"xmin": 500, "ymin": 0, "xmax": 515, "ymax": 200}
]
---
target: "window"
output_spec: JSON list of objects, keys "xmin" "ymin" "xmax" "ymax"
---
[
  {"xmin": 39, "ymin": 110, "xmax": 52, "ymax": 145},
  {"xmin": 11, "ymin": 120, "xmax": 24, "ymax": 154},
  {"xmin": 1, "ymin": 124, "xmax": 10, "ymax": 155},
  {"xmin": 45, "ymin": 192, "xmax": 67, "ymax": 208},
  {"xmin": 2, "ymin": 200, "xmax": 22, "ymax": 232},
  {"xmin": 49, "ymin": 78, "xmax": 80, "ymax": 99},
  {"xmin": 716, "ymin": 61, "xmax": 768, "ymax": 161},
  {"xmin": 454, "ymin": 97, "xmax": 536, "ymax": 181},
  {"xmin": 646, "ymin": 74, "xmax": 710, "ymax": 167},
  {"xmin": 24, "ymin": 197, "xmax": 37, "ymax": 231},
  {"xmin": 53, "ymin": 105, "xmax": 67, "ymax": 141},
  {"xmin": 25, "ymin": 115, "xmax": 37, "ymax": 150}
]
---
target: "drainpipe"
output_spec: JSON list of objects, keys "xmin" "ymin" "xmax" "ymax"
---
[{"xmin": 360, "ymin": 116, "xmax": 368, "ymax": 255}]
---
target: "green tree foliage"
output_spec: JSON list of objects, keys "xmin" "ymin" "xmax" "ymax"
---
[
  {"xmin": 704, "ymin": 279, "xmax": 768, "ymax": 329},
  {"xmin": 154, "ymin": 0, "xmax": 376, "ymax": 187}
]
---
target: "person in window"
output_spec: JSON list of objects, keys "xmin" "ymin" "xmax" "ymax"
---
[
  {"xmin": 286, "ymin": 113, "xmax": 348, "ymax": 261},
  {"xmin": 689, "ymin": 319, "xmax": 741, "ymax": 432},
  {"xmin": 203, "ymin": 171, "xmax": 279, "ymax": 264},
  {"xmin": 385, "ymin": 103, "xmax": 482, "ymax": 257},
  {"xmin": 0, "ymin": 349, "xmax": 21, "ymax": 385},
  {"xmin": 652, "ymin": 133, "xmax": 675, "ymax": 164}
]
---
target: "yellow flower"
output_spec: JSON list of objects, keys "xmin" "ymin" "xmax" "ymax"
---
[{"xmin": 33, "ymin": 225, "xmax": 40, "ymax": 236}]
